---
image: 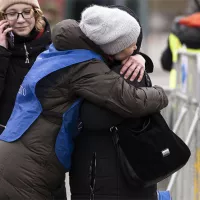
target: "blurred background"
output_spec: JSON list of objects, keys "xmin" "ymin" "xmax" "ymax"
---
[{"xmin": 38, "ymin": 0, "xmax": 194, "ymax": 87}]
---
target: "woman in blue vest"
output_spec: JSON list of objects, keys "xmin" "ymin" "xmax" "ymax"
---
[{"xmin": 0, "ymin": 5, "xmax": 168, "ymax": 200}]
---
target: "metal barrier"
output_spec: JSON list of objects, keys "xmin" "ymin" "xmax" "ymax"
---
[{"xmin": 160, "ymin": 50, "xmax": 200, "ymax": 200}]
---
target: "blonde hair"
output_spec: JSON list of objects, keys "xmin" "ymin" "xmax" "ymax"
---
[
  {"xmin": 0, "ymin": 7, "xmax": 46, "ymax": 32},
  {"xmin": 34, "ymin": 8, "xmax": 46, "ymax": 31}
]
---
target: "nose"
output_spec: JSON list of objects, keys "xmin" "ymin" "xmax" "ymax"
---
[{"xmin": 17, "ymin": 13, "xmax": 26, "ymax": 23}]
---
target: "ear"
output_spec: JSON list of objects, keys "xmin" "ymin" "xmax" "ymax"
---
[{"xmin": 134, "ymin": 45, "xmax": 137, "ymax": 50}]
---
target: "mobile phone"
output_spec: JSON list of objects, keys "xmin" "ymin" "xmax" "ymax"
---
[{"xmin": 4, "ymin": 25, "xmax": 14, "ymax": 47}]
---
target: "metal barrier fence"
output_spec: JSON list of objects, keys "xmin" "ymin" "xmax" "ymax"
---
[{"xmin": 160, "ymin": 50, "xmax": 200, "ymax": 200}]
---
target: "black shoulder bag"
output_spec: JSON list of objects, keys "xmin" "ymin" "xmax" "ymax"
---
[{"xmin": 111, "ymin": 112, "xmax": 191, "ymax": 188}]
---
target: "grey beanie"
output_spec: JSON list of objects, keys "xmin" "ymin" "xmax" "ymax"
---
[{"xmin": 79, "ymin": 5, "xmax": 141, "ymax": 55}]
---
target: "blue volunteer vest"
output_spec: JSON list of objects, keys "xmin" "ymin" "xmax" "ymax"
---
[
  {"xmin": 0, "ymin": 44, "xmax": 102, "ymax": 170},
  {"xmin": 157, "ymin": 191, "xmax": 172, "ymax": 200}
]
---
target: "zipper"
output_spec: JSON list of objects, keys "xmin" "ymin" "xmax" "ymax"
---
[
  {"xmin": 9, "ymin": 31, "xmax": 15, "ymax": 47},
  {"xmin": 111, "ymin": 129, "xmax": 120, "ymax": 200},
  {"xmin": 24, "ymin": 43, "xmax": 30, "ymax": 64},
  {"xmin": 0, "ymin": 124, "xmax": 6, "ymax": 129},
  {"xmin": 89, "ymin": 152, "xmax": 96, "ymax": 200}
]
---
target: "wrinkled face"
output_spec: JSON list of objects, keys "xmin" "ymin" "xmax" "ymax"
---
[
  {"xmin": 114, "ymin": 43, "xmax": 137, "ymax": 61},
  {"xmin": 4, "ymin": 3, "xmax": 36, "ymax": 37}
]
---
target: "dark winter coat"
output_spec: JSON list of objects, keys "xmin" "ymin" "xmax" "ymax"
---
[
  {"xmin": 0, "ymin": 19, "xmax": 167, "ymax": 200},
  {"xmin": 69, "ymin": 71, "xmax": 158, "ymax": 200},
  {"xmin": 0, "ymin": 19, "xmax": 51, "ymax": 132},
  {"xmin": 69, "ymin": 7, "xmax": 158, "ymax": 199},
  {"xmin": 161, "ymin": 13, "xmax": 200, "ymax": 71}
]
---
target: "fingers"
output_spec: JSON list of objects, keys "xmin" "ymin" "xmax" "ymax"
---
[
  {"xmin": 120, "ymin": 57, "xmax": 131, "ymax": 75},
  {"xmin": 0, "ymin": 20, "xmax": 10, "ymax": 33},
  {"xmin": 3, "ymin": 27, "xmax": 12, "ymax": 35},
  {"xmin": 121, "ymin": 55, "xmax": 146, "ymax": 82},
  {"xmin": 123, "ymin": 62, "xmax": 138, "ymax": 80},
  {"xmin": 136, "ymin": 66, "xmax": 145, "ymax": 82},
  {"xmin": 0, "ymin": 20, "xmax": 8, "ymax": 27},
  {"xmin": 122, "ymin": 60, "xmax": 145, "ymax": 82},
  {"xmin": 0, "ymin": 20, "xmax": 12, "ymax": 35},
  {"xmin": 127, "ymin": 65, "xmax": 144, "ymax": 82}
]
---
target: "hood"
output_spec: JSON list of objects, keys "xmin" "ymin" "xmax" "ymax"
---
[{"xmin": 52, "ymin": 19, "xmax": 99, "ymax": 52}]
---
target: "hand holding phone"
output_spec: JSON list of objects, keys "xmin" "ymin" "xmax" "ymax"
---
[{"xmin": 0, "ymin": 20, "xmax": 12, "ymax": 49}]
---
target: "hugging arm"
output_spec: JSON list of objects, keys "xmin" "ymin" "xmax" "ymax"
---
[{"xmin": 71, "ymin": 60, "xmax": 168, "ymax": 118}]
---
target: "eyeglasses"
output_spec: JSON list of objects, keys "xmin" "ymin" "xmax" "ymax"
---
[{"xmin": 3, "ymin": 9, "xmax": 35, "ymax": 21}]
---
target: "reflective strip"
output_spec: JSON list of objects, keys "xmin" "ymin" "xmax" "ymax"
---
[
  {"xmin": 169, "ymin": 33, "xmax": 182, "ymax": 63},
  {"xmin": 0, "ymin": 124, "xmax": 6, "ymax": 128}
]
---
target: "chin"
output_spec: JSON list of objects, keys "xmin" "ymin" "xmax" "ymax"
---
[{"xmin": 14, "ymin": 30, "xmax": 30, "ymax": 37}]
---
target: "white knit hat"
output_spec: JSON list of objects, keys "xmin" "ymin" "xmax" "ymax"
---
[
  {"xmin": 79, "ymin": 5, "xmax": 141, "ymax": 55},
  {"xmin": 0, "ymin": 0, "xmax": 40, "ymax": 12}
]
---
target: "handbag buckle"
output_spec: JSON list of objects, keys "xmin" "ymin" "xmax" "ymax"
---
[
  {"xmin": 110, "ymin": 126, "xmax": 118, "ymax": 133},
  {"xmin": 162, "ymin": 148, "xmax": 170, "ymax": 157}
]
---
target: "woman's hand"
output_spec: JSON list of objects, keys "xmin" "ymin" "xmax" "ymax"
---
[
  {"xmin": 121, "ymin": 54, "xmax": 146, "ymax": 82},
  {"xmin": 0, "ymin": 20, "xmax": 12, "ymax": 49}
]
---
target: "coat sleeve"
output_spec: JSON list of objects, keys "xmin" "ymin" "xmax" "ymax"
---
[
  {"xmin": 70, "ymin": 60, "xmax": 168, "ymax": 118},
  {"xmin": 0, "ymin": 46, "xmax": 11, "ymax": 97},
  {"xmin": 161, "ymin": 39, "xmax": 173, "ymax": 72}
]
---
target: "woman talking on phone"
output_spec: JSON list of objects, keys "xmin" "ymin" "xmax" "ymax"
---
[{"xmin": 0, "ymin": 0, "xmax": 51, "ymax": 133}]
